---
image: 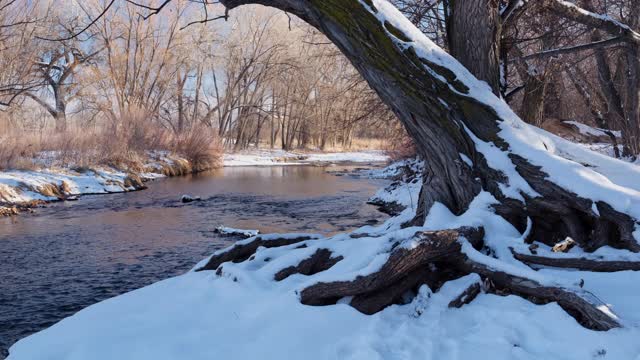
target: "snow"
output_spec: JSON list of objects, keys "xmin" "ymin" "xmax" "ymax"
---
[
  {"xmin": 8, "ymin": 1, "xmax": 640, "ymax": 359},
  {"xmin": 10, "ymin": 215, "xmax": 640, "ymax": 359},
  {"xmin": 9, "ymin": 157, "xmax": 640, "ymax": 360},
  {"xmin": 0, "ymin": 168, "xmax": 144, "ymax": 204},
  {"xmin": 0, "ymin": 152, "xmax": 188, "ymax": 205},
  {"xmin": 214, "ymin": 226, "xmax": 260, "ymax": 238},
  {"xmin": 459, "ymin": 153, "xmax": 473, "ymax": 167},
  {"xmin": 367, "ymin": 158, "xmax": 423, "ymax": 214},
  {"xmin": 564, "ymin": 120, "xmax": 621, "ymax": 138},
  {"xmin": 223, "ymin": 150, "xmax": 389, "ymax": 167}
]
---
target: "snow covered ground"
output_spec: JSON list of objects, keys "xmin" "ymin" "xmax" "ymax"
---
[
  {"xmin": 223, "ymin": 149, "xmax": 389, "ymax": 166},
  {"xmin": 0, "ymin": 168, "xmax": 155, "ymax": 204},
  {"xmin": 0, "ymin": 152, "xmax": 183, "ymax": 206},
  {"xmin": 8, "ymin": 159, "xmax": 640, "ymax": 360},
  {"xmin": 8, "ymin": 0, "xmax": 640, "ymax": 357}
]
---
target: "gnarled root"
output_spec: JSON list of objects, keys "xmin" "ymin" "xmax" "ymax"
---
[
  {"xmin": 461, "ymin": 258, "xmax": 621, "ymax": 331},
  {"xmin": 197, "ymin": 235, "xmax": 319, "ymax": 272},
  {"xmin": 275, "ymin": 249, "xmax": 344, "ymax": 281},
  {"xmin": 197, "ymin": 226, "xmax": 621, "ymax": 331},
  {"xmin": 300, "ymin": 228, "xmax": 483, "ymax": 310},
  {"xmin": 300, "ymin": 228, "xmax": 621, "ymax": 331},
  {"xmin": 510, "ymin": 247, "xmax": 640, "ymax": 272}
]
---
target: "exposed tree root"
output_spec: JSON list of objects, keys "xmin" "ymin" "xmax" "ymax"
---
[
  {"xmin": 510, "ymin": 247, "xmax": 640, "ymax": 272},
  {"xmin": 274, "ymin": 249, "xmax": 344, "ymax": 281},
  {"xmin": 492, "ymin": 157, "xmax": 640, "ymax": 254},
  {"xmin": 299, "ymin": 228, "xmax": 620, "ymax": 331},
  {"xmin": 448, "ymin": 282, "xmax": 482, "ymax": 308},
  {"xmin": 300, "ymin": 228, "xmax": 483, "ymax": 308},
  {"xmin": 461, "ymin": 258, "xmax": 620, "ymax": 331},
  {"xmin": 197, "ymin": 226, "xmax": 621, "ymax": 330},
  {"xmin": 196, "ymin": 235, "xmax": 318, "ymax": 272}
]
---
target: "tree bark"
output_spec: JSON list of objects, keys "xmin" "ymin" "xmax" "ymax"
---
[
  {"xmin": 217, "ymin": 0, "xmax": 638, "ymax": 253},
  {"xmin": 623, "ymin": 1, "xmax": 640, "ymax": 157},
  {"xmin": 447, "ymin": 0, "xmax": 502, "ymax": 95}
]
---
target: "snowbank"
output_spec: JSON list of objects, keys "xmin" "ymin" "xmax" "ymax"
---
[
  {"xmin": 564, "ymin": 120, "xmax": 621, "ymax": 139},
  {"xmin": 223, "ymin": 150, "xmax": 389, "ymax": 167},
  {"xmin": 367, "ymin": 158, "xmax": 423, "ymax": 215},
  {"xmin": 0, "ymin": 152, "xmax": 189, "ymax": 208}
]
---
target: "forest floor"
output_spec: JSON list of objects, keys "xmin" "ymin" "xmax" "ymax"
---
[{"xmin": 0, "ymin": 149, "xmax": 389, "ymax": 216}]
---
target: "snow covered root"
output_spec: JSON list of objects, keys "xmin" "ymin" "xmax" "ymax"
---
[
  {"xmin": 9, "ymin": 208, "xmax": 640, "ymax": 359},
  {"xmin": 203, "ymin": 226, "xmax": 621, "ymax": 331}
]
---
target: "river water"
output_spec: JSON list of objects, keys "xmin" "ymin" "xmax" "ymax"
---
[{"xmin": 0, "ymin": 165, "xmax": 389, "ymax": 358}]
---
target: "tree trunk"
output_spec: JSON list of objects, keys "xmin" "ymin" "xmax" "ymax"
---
[
  {"xmin": 216, "ymin": 0, "xmax": 638, "ymax": 330},
  {"xmin": 520, "ymin": 73, "xmax": 548, "ymax": 127},
  {"xmin": 447, "ymin": 0, "xmax": 501, "ymax": 95},
  {"xmin": 219, "ymin": 0, "xmax": 638, "ymax": 251},
  {"xmin": 623, "ymin": 1, "xmax": 640, "ymax": 157}
]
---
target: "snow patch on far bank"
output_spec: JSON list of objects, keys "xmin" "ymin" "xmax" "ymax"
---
[
  {"xmin": 0, "ymin": 168, "xmax": 141, "ymax": 203},
  {"xmin": 223, "ymin": 150, "xmax": 389, "ymax": 167},
  {"xmin": 0, "ymin": 152, "xmax": 185, "ymax": 206}
]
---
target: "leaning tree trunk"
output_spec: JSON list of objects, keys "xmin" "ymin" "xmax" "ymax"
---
[
  {"xmin": 221, "ymin": 0, "xmax": 638, "ymax": 252},
  {"xmin": 213, "ymin": 0, "xmax": 640, "ymax": 330}
]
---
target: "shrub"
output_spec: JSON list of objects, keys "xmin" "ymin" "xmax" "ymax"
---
[{"xmin": 0, "ymin": 111, "xmax": 222, "ymax": 173}]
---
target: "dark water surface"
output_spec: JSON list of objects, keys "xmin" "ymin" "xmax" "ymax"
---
[{"xmin": 0, "ymin": 165, "xmax": 388, "ymax": 358}]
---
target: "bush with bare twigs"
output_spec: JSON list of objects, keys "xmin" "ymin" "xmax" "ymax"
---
[{"xmin": 0, "ymin": 113, "xmax": 223, "ymax": 173}]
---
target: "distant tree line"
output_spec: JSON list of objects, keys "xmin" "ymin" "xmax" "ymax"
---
[{"xmin": 0, "ymin": 0, "xmax": 397, "ymax": 151}]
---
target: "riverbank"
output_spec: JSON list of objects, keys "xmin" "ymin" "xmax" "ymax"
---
[
  {"xmin": 0, "ymin": 164, "xmax": 390, "ymax": 359},
  {"xmin": 0, "ymin": 150, "xmax": 390, "ymax": 216},
  {"xmin": 0, "ymin": 151, "xmax": 213, "ymax": 216},
  {"xmin": 9, "ymin": 158, "xmax": 640, "ymax": 360}
]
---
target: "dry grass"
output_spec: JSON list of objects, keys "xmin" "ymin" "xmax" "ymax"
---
[
  {"xmin": 173, "ymin": 125, "xmax": 223, "ymax": 171},
  {"xmin": 0, "ymin": 113, "xmax": 223, "ymax": 172},
  {"xmin": 325, "ymin": 137, "xmax": 388, "ymax": 152},
  {"xmin": 0, "ymin": 136, "xmax": 40, "ymax": 170}
]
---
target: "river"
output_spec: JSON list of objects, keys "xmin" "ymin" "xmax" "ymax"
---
[{"xmin": 0, "ymin": 165, "xmax": 389, "ymax": 358}]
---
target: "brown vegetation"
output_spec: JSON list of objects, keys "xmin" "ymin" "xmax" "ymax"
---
[{"xmin": 0, "ymin": 115, "xmax": 222, "ymax": 173}]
